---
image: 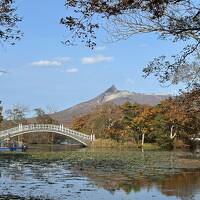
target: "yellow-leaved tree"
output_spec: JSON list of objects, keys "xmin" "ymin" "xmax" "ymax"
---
[{"xmin": 133, "ymin": 106, "xmax": 156, "ymax": 146}]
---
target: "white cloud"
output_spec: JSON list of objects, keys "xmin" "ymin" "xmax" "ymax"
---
[
  {"xmin": 31, "ymin": 60, "xmax": 62, "ymax": 67},
  {"xmin": 81, "ymin": 55, "xmax": 113, "ymax": 65},
  {"xmin": 0, "ymin": 70, "xmax": 7, "ymax": 76},
  {"xmin": 30, "ymin": 57, "xmax": 70, "ymax": 67},
  {"xmin": 66, "ymin": 68, "xmax": 79, "ymax": 73}
]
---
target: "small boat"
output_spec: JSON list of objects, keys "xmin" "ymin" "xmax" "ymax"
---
[
  {"xmin": 0, "ymin": 140, "xmax": 27, "ymax": 152},
  {"xmin": 0, "ymin": 147, "xmax": 18, "ymax": 151}
]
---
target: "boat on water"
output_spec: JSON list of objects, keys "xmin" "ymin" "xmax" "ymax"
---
[
  {"xmin": 0, "ymin": 147, "xmax": 18, "ymax": 151},
  {"xmin": 0, "ymin": 141, "xmax": 27, "ymax": 152}
]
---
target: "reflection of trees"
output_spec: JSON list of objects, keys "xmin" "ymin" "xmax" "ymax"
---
[
  {"xmin": 12, "ymin": 132, "xmax": 81, "ymax": 145},
  {"xmin": 73, "ymin": 170, "xmax": 154, "ymax": 194},
  {"xmin": 161, "ymin": 172, "xmax": 200, "ymax": 200},
  {"xmin": 78, "ymin": 169, "xmax": 200, "ymax": 199}
]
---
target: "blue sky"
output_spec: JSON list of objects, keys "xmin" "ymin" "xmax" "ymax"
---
[{"xmin": 0, "ymin": 0, "xmax": 183, "ymax": 112}]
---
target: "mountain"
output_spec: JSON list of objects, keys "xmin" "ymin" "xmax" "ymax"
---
[{"xmin": 51, "ymin": 85, "xmax": 169, "ymax": 126}]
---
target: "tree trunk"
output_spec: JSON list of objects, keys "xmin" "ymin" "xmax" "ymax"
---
[
  {"xmin": 170, "ymin": 125, "xmax": 177, "ymax": 150},
  {"xmin": 170, "ymin": 125, "xmax": 176, "ymax": 139},
  {"xmin": 141, "ymin": 133, "xmax": 145, "ymax": 146}
]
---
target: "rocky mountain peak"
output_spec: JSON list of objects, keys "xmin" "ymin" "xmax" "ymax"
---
[
  {"xmin": 104, "ymin": 85, "xmax": 119, "ymax": 94},
  {"xmin": 51, "ymin": 86, "xmax": 169, "ymax": 126}
]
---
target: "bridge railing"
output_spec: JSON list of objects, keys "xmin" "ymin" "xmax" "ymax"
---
[
  {"xmin": 0, "ymin": 126, "xmax": 20, "ymax": 137},
  {"xmin": 0, "ymin": 124, "xmax": 94, "ymax": 142}
]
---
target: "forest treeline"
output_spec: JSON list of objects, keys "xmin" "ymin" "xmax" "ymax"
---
[{"xmin": 72, "ymin": 89, "xmax": 200, "ymax": 149}]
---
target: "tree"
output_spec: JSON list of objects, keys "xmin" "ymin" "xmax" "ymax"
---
[
  {"xmin": 153, "ymin": 89, "xmax": 200, "ymax": 148},
  {"xmin": 33, "ymin": 108, "xmax": 59, "ymax": 144},
  {"xmin": 2, "ymin": 104, "xmax": 28, "ymax": 143},
  {"xmin": 87, "ymin": 103, "xmax": 122, "ymax": 139},
  {"xmin": 158, "ymin": 99, "xmax": 185, "ymax": 140},
  {"xmin": 34, "ymin": 108, "xmax": 58, "ymax": 124},
  {"xmin": 121, "ymin": 102, "xmax": 142, "ymax": 127},
  {"xmin": 62, "ymin": 0, "xmax": 200, "ymax": 87},
  {"xmin": 0, "ymin": 0, "xmax": 22, "ymax": 45},
  {"xmin": 5, "ymin": 103, "xmax": 29, "ymax": 125},
  {"xmin": 72, "ymin": 114, "xmax": 90, "ymax": 132},
  {"xmin": 120, "ymin": 102, "xmax": 143, "ymax": 142},
  {"xmin": 174, "ymin": 88, "xmax": 200, "ymax": 136},
  {"xmin": 152, "ymin": 100, "xmax": 182, "ymax": 149},
  {"xmin": 133, "ymin": 106, "xmax": 156, "ymax": 146},
  {"xmin": 72, "ymin": 103, "xmax": 123, "ymax": 140},
  {"xmin": 0, "ymin": 101, "xmax": 3, "ymax": 129}
]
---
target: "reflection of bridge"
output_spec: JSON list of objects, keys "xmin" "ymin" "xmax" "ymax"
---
[{"xmin": 0, "ymin": 124, "xmax": 95, "ymax": 146}]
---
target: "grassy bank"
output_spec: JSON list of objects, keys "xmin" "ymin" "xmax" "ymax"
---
[
  {"xmin": 1, "ymin": 150, "xmax": 200, "ymax": 175},
  {"xmin": 90, "ymin": 139, "xmax": 160, "ymax": 150}
]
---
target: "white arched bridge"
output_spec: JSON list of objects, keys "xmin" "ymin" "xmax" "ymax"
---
[{"xmin": 0, "ymin": 124, "xmax": 95, "ymax": 146}]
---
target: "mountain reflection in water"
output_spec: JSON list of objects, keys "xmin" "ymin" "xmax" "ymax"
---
[{"xmin": 0, "ymin": 149, "xmax": 200, "ymax": 200}]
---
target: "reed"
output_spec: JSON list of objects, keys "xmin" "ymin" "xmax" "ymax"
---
[{"xmin": 90, "ymin": 139, "xmax": 138, "ymax": 149}]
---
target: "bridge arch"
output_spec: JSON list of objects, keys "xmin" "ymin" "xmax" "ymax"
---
[{"xmin": 0, "ymin": 124, "xmax": 95, "ymax": 146}]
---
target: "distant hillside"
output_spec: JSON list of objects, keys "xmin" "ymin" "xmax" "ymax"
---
[{"xmin": 51, "ymin": 85, "xmax": 169, "ymax": 126}]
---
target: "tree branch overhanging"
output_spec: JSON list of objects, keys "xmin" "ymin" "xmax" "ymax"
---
[
  {"xmin": 62, "ymin": 0, "xmax": 200, "ymax": 88},
  {"xmin": 0, "ymin": 0, "xmax": 22, "ymax": 45}
]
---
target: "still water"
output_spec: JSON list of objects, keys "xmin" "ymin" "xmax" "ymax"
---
[{"xmin": 0, "ymin": 147, "xmax": 200, "ymax": 200}]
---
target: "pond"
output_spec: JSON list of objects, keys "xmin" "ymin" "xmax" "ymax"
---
[{"xmin": 0, "ymin": 147, "xmax": 200, "ymax": 200}]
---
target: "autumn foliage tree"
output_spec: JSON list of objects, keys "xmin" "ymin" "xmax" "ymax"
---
[
  {"xmin": 120, "ymin": 102, "xmax": 143, "ymax": 141},
  {"xmin": 133, "ymin": 106, "xmax": 156, "ymax": 146},
  {"xmin": 73, "ymin": 103, "xmax": 123, "ymax": 140},
  {"xmin": 173, "ymin": 88, "xmax": 200, "ymax": 137},
  {"xmin": 0, "ymin": 0, "xmax": 22, "ymax": 45},
  {"xmin": 158, "ymin": 89, "xmax": 199, "ymax": 137}
]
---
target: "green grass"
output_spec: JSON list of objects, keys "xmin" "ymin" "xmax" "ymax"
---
[{"xmin": 140, "ymin": 143, "xmax": 161, "ymax": 150}]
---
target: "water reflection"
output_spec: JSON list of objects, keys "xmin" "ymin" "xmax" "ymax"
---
[
  {"xmin": 26, "ymin": 144, "xmax": 83, "ymax": 152},
  {"xmin": 161, "ymin": 172, "xmax": 200, "ymax": 200},
  {"xmin": 82, "ymin": 169, "xmax": 200, "ymax": 199},
  {"xmin": 0, "ymin": 150, "xmax": 200, "ymax": 200}
]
